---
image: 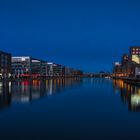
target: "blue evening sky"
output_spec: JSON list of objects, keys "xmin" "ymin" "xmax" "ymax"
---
[{"xmin": 0, "ymin": 0, "xmax": 140, "ymax": 72}]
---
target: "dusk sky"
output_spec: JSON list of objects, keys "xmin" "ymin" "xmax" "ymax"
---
[{"xmin": 0, "ymin": 0, "xmax": 140, "ymax": 72}]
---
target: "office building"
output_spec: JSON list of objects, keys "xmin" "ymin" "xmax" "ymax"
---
[
  {"xmin": 0, "ymin": 50, "xmax": 11, "ymax": 78},
  {"xmin": 12, "ymin": 56, "xmax": 46, "ymax": 78},
  {"xmin": 47, "ymin": 62, "xmax": 63, "ymax": 76}
]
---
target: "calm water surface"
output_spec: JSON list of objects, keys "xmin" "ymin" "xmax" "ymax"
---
[{"xmin": 0, "ymin": 78, "xmax": 140, "ymax": 140}]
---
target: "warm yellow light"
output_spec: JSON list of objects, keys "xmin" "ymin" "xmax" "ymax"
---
[{"xmin": 132, "ymin": 55, "xmax": 140, "ymax": 64}]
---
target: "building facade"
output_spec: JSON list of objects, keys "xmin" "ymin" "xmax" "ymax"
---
[
  {"xmin": 130, "ymin": 46, "xmax": 140, "ymax": 64},
  {"xmin": 113, "ymin": 62, "xmax": 123, "ymax": 77},
  {"xmin": 113, "ymin": 46, "xmax": 140, "ymax": 78},
  {"xmin": 0, "ymin": 51, "xmax": 11, "ymax": 78},
  {"xmin": 46, "ymin": 62, "xmax": 63, "ymax": 76},
  {"xmin": 12, "ymin": 56, "xmax": 46, "ymax": 78}
]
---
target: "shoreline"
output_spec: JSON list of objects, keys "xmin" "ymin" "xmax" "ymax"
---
[{"xmin": 112, "ymin": 76, "xmax": 140, "ymax": 85}]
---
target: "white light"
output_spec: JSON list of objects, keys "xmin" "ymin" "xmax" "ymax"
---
[
  {"xmin": 21, "ymin": 58, "xmax": 26, "ymax": 61},
  {"xmin": 47, "ymin": 62, "xmax": 53, "ymax": 65},
  {"xmin": 115, "ymin": 62, "xmax": 121, "ymax": 66},
  {"xmin": 32, "ymin": 60, "xmax": 40, "ymax": 62}
]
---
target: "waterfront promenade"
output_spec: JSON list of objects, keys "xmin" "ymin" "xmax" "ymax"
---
[{"xmin": 112, "ymin": 76, "xmax": 140, "ymax": 85}]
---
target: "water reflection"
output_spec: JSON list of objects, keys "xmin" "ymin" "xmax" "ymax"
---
[
  {"xmin": 11, "ymin": 80, "xmax": 47, "ymax": 103},
  {"xmin": 113, "ymin": 79, "xmax": 140, "ymax": 112},
  {"xmin": 0, "ymin": 82, "xmax": 11, "ymax": 110},
  {"xmin": 0, "ymin": 78, "xmax": 82, "ymax": 110},
  {"xmin": 3, "ymin": 78, "xmax": 140, "ymax": 112}
]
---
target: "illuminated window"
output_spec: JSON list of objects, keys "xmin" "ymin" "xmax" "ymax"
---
[
  {"xmin": 132, "ymin": 55, "xmax": 140, "ymax": 64},
  {"xmin": 133, "ymin": 51, "xmax": 135, "ymax": 54}
]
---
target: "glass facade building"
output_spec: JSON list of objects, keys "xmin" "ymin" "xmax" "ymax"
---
[{"xmin": 12, "ymin": 56, "xmax": 46, "ymax": 78}]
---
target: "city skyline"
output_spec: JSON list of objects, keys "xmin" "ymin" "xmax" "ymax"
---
[
  {"xmin": 1, "ymin": 1, "xmax": 140, "ymax": 140},
  {"xmin": 1, "ymin": 0, "xmax": 140, "ymax": 72}
]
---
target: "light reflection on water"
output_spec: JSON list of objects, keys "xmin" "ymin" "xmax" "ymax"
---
[
  {"xmin": 0, "ymin": 78, "xmax": 82, "ymax": 109},
  {"xmin": 113, "ymin": 79, "xmax": 140, "ymax": 112},
  {"xmin": 0, "ymin": 78, "xmax": 140, "ymax": 112},
  {"xmin": 0, "ymin": 78, "xmax": 140, "ymax": 139}
]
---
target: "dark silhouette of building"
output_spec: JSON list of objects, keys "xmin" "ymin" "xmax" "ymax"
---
[{"xmin": 0, "ymin": 50, "xmax": 11, "ymax": 79}]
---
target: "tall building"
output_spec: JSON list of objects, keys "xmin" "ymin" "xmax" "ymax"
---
[
  {"xmin": 12, "ymin": 56, "xmax": 46, "ymax": 78},
  {"xmin": 113, "ymin": 62, "xmax": 122, "ymax": 77},
  {"xmin": 0, "ymin": 51, "xmax": 11, "ymax": 78},
  {"xmin": 113, "ymin": 46, "xmax": 140, "ymax": 78},
  {"xmin": 121, "ymin": 54, "xmax": 129, "ymax": 66},
  {"xmin": 130, "ymin": 46, "xmax": 140, "ymax": 64}
]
